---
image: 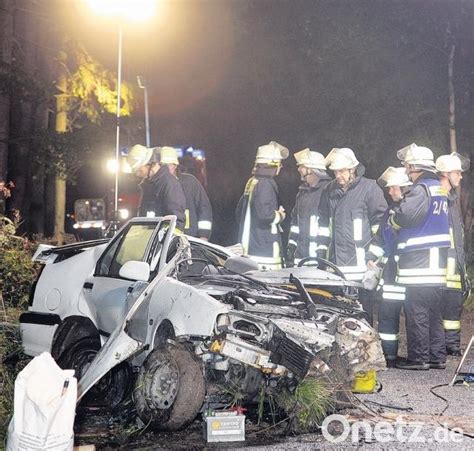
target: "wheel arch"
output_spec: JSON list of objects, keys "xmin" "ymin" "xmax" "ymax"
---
[
  {"xmin": 51, "ymin": 315, "xmax": 100, "ymax": 362},
  {"xmin": 151, "ymin": 319, "xmax": 176, "ymax": 348}
]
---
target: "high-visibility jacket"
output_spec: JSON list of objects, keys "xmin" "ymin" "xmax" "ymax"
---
[
  {"xmin": 178, "ymin": 172, "xmax": 213, "ymax": 239},
  {"xmin": 138, "ymin": 166, "xmax": 187, "ymax": 231},
  {"xmin": 367, "ymin": 208, "xmax": 406, "ymax": 302},
  {"xmin": 389, "ymin": 175, "xmax": 450, "ymax": 287},
  {"xmin": 317, "ymin": 168, "xmax": 387, "ymax": 281},
  {"xmin": 288, "ymin": 178, "xmax": 331, "ymax": 263},
  {"xmin": 446, "ymin": 191, "xmax": 466, "ymax": 290},
  {"xmin": 236, "ymin": 175, "xmax": 284, "ymax": 270}
]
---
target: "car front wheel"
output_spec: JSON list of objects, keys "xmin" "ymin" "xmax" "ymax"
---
[{"xmin": 133, "ymin": 343, "xmax": 205, "ymax": 430}]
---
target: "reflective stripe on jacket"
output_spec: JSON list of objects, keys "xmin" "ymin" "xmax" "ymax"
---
[
  {"xmin": 317, "ymin": 170, "xmax": 387, "ymax": 281},
  {"xmin": 138, "ymin": 166, "xmax": 187, "ymax": 230},
  {"xmin": 446, "ymin": 192, "xmax": 466, "ymax": 290},
  {"xmin": 288, "ymin": 178, "xmax": 330, "ymax": 261},
  {"xmin": 390, "ymin": 174, "xmax": 450, "ymax": 287},
  {"xmin": 236, "ymin": 175, "xmax": 283, "ymax": 270}
]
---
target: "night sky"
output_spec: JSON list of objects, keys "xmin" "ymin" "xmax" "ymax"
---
[{"xmin": 64, "ymin": 0, "xmax": 474, "ymax": 244}]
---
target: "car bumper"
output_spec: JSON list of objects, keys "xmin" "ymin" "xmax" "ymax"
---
[{"xmin": 19, "ymin": 312, "xmax": 61, "ymax": 357}]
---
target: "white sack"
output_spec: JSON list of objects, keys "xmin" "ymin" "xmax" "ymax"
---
[{"xmin": 6, "ymin": 352, "xmax": 77, "ymax": 451}]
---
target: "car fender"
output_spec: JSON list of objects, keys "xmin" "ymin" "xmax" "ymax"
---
[{"xmin": 147, "ymin": 278, "xmax": 229, "ymax": 341}]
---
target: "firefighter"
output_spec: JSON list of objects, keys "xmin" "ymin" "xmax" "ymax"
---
[
  {"xmin": 317, "ymin": 148, "xmax": 387, "ymax": 324},
  {"xmin": 436, "ymin": 152, "xmax": 470, "ymax": 356},
  {"xmin": 124, "ymin": 144, "xmax": 187, "ymax": 231},
  {"xmin": 236, "ymin": 141, "xmax": 288, "ymax": 270},
  {"xmin": 366, "ymin": 167, "xmax": 412, "ymax": 366},
  {"xmin": 160, "ymin": 147, "xmax": 213, "ymax": 241},
  {"xmin": 391, "ymin": 144, "xmax": 451, "ymax": 370},
  {"xmin": 287, "ymin": 148, "xmax": 331, "ymax": 266}
]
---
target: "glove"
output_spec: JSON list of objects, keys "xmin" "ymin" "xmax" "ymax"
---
[{"xmin": 362, "ymin": 265, "xmax": 382, "ymax": 290}]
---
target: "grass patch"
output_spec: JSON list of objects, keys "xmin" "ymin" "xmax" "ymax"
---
[{"xmin": 277, "ymin": 377, "xmax": 335, "ymax": 432}]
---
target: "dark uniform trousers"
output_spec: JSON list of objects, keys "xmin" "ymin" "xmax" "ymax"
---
[
  {"xmin": 405, "ymin": 287, "xmax": 446, "ymax": 364},
  {"xmin": 378, "ymin": 297, "xmax": 404, "ymax": 359},
  {"xmin": 442, "ymin": 288, "xmax": 464, "ymax": 352}
]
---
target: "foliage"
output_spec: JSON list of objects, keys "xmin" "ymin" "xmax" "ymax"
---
[
  {"xmin": 62, "ymin": 40, "xmax": 136, "ymax": 130},
  {"xmin": 277, "ymin": 377, "xmax": 334, "ymax": 432},
  {"xmin": 0, "ymin": 218, "xmax": 38, "ymax": 309},
  {"xmin": 0, "ymin": 308, "xmax": 30, "ymax": 445}
]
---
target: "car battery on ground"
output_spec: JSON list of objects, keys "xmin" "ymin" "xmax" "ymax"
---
[{"xmin": 204, "ymin": 410, "xmax": 245, "ymax": 443}]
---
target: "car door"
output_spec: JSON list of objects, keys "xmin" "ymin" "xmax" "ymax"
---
[{"xmin": 82, "ymin": 219, "xmax": 163, "ymax": 335}]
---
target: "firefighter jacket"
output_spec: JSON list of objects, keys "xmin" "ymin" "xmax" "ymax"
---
[
  {"xmin": 288, "ymin": 177, "xmax": 331, "ymax": 263},
  {"xmin": 446, "ymin": 191, "xmax": 466, "ymax": 290},
  {"xmin": 317, "ymin": 167, "xmax": 387, "ymax": 281},
  {"xmin": 367, "ymin": 207, "xmax": 406, "ymax": 302},
  {"xmin": 389, "ymin": 174, "xmax": 450, "ymax": 287},
  {"xmin": 138, "ymin": 165, "xmax": 187, "ymax": 231},
  {"xmin": 236, "ymin": 172, "xmax": 284, "ymax": 270},
  {"xmin": 178, "ymin": 172, "xmax": 213, "ymax": 239}
]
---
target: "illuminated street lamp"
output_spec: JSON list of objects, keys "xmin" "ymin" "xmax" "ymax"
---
[
  {"xmin": 87, "ymin": 0, "xmax": 157, "ymax": 218},
  {"xmin": 106, "ymin": 158, "xmax": 119, "ymax": 174}
]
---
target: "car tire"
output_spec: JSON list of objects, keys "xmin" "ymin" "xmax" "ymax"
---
[
  {"xmin": 57, "ymin": 337, "xmax": 131, "ymax": 408},
  {"xmin": 133, "ymin": 343, "xmax": 205, "ymax": 431}
]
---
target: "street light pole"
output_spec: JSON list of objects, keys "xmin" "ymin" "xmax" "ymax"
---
[
  {"xmin": 114, "ymin": 24, "xmax": 123, "ymax": 216},
  {"xmin": 137, "ymin": 76, "xmax": 151, "ymax": 147}
]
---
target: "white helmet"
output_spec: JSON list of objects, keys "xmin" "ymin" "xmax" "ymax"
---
[
  {"xmin": 255, "ymin": 141, "xmax": 289, "ymax": 165},
  {"xmin": 397, "ymin": 143, "xmax": 435, "ymax": 168},
  {"xmin": 435, "ymin": 153, "xmax": 470, "ymax": 173},
  {"xmin": 377, "ymin": 167, "xmax": 412, "ymax": 188},
  {"xmin": 325, "ymin": 147, "xmax": 359, "ymax": 170},
  {"xmin": 159, "ymin": 146, "xmax": 180, "ymax": 165},
  {"xmin": 122, "ymin": 144, "xmax": 154, "ymax": 173},
  {"xmin": 294, "ymin": 148, "xmax": 326, "ymax": 170}
]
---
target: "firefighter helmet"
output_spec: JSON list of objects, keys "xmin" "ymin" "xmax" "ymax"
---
[
  {"xmin": 377, "ymin": 166, "xmax": 412, "ymax": 188},
  {"xmin": 123, "ymin": 144, "xmax": 154, "ymax": 173},
  {"xmin": 325, "ymin": 147, "xmax": 359, "ymax": 170},
  {"xmin": 255, "ymin": 141, "xmax": 289, "ymax": 164},
  {"xmin": 435, "ymin": 153, "xmax": 470, "ymax": 173},
  {"xmin": 159, "ymin": 146, "xmax": 180, "ymax": 165},
  {"xmin": 294, "ymin": 148, "xmax": 326, "ymax": 170},
  {"xmin": 397, "ymin": 143, "xmax": 435, "ymax": 169}
]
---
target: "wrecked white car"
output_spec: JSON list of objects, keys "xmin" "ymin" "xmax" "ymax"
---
[{"xmin": 20, "ymin": 216, "xmax": 385, "ymax": 430}]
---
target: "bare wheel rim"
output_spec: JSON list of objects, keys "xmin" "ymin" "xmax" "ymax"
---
[{"xmin": 147, "ymin": 357, "xmax": 180, "ymax": 409}]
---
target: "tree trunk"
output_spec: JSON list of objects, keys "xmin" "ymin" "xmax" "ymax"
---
[
  {"xmin": 54, "ymin": 50, "xmax": 68, "ymax": 244},
  {"xmin": 0, "ymin": 0, "xmax": 14, "ymax": 182},
  {"xmin": 448, "ymin": 42, "xmax": 457, "ymax": 154}
]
